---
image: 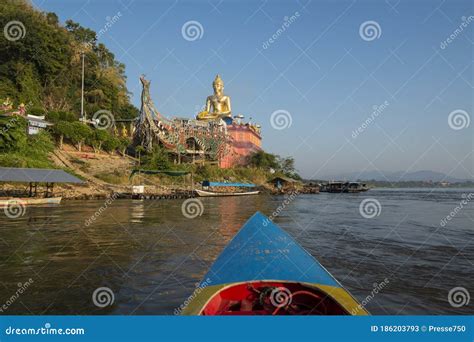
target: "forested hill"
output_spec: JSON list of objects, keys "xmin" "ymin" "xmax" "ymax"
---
[{"xmin": 0, "ymin": 0, "xmax": 138, "ymax": 119}]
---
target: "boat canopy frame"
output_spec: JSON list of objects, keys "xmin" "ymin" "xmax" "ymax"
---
[{"xmin": 202, "ymin": 181, "xmax": 256, "ymax": 188}]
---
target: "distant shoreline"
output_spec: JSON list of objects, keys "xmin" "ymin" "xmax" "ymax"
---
[
  {"xmin": 306, "ymin": 180, "xmax": 474, "ymax": 189},
  {"xmin": 370, "ymin": 187, "xmax": 474, "ymax": 190}
]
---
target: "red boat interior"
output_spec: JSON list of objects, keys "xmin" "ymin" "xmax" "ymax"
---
[{"xmin": 201, "ymin": 281, "xmax": 349, "ymax": 315}]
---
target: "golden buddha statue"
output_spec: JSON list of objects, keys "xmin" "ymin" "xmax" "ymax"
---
[{"xmin": 197, "ymin": 74, "xmax": 232, "ymax": 121}]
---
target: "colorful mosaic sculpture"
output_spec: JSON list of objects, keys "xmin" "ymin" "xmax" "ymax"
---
[{"xmin": 133, "ymin": 76, "xmax": 231, "ymax": 160}]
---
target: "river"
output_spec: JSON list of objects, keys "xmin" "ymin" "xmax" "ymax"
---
[{"xmin": 0, "ymin": 189, "xmax": 472, "ymax": 315}]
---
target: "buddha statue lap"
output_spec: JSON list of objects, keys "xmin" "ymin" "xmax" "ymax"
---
[{"xmin": 197, "ymin": 75, "xmax": 232, "ymax": 122}]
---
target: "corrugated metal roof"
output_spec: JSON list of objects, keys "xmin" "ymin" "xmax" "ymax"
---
[{"xmin": 0, "ymin": 167, "xmax": 84, "ymax": 184}]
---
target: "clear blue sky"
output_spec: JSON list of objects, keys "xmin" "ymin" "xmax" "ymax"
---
[{"xmin": 34, "ymin": 0, "xmax": 473, "ymax": 179}]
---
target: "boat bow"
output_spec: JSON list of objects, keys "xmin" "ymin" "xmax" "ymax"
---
[{"xmin": 182, "ymin": 212, "xmax": 368, "ymax": 315}]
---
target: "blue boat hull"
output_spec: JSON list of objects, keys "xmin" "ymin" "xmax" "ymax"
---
[{"xmin": 182, "ymin": 212, "xmax": 368, "ymax": 315}]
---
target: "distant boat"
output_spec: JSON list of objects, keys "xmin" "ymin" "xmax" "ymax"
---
[
  {"xmin": 320, "ymin": 181, "xmax": 369, "ymax": 193},
  {"xmin": 0, "ymin": 197, "xmax": 62, "ymax": 207},
  {"xmin": 182, "ymin": 212, "xmax": 367, "ymax": 315},
  {"xmin": 195, "ymin": 181, "xmax": 260, "ymax": 197}
]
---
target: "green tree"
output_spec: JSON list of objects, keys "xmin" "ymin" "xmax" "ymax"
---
[
  {"xmin": 141, "ymin": 145, "xmax": 172, "ymax": 170},
  {"xmin": 88, "ymin": 129, "xmax": 109, "ymax": 153},
  {"xmin": 46, "ymin": 111, "xmax": 76, "ymax": 123},
  {"xmin": 65, "ymin": 19, "xmax": 97, "ymax": 45},
  {"xmin": 0, "ymin": 115, "xmax": 54, "ymax": 168},
  {"xmin": 279, "ymin": 157, "xmax": 294, "ymax": 173},
  {"xmin": 68, "ymin": 122, "xmax": 92, "ymax": 151},
  {"xmin": 0, "ymin": 116, "xmax": 28, "ymax": 151},
  {"xmin": 0, "ymin": 1, "xmax": 138, "ymax": 119},
  {"xmin": 29, "ymin": 107, "xmax": 46, "ymax": 116},
  {"xmin": 51, "ymin": 121, "xmax": 72, "ymax": 149},
  {"xmin": 102, "ymin": 135, "xmax": 119, "ymax": 153},
  {"xmin": 117, "ymin": 137, "xmax": 129, "ymax": 156},
  {"xmin": 135, "ymin": 145, "xmax": 145, "ymax": 166},
  {"xmin": 248, "ymin": 151, "xmax": 279, "ymax": 170}
]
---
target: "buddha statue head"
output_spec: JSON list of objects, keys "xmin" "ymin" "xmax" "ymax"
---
[{"xmin": 213, "ymin": 74, "xmax": 224, "ymax": 96}]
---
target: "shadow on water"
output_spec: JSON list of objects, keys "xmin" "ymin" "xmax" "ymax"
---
[{"xmin": 0, "ymin": 188, "xmax": 472, "ymax": 315}]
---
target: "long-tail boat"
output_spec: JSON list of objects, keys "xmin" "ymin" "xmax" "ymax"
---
[
  {"xmin": 0, "ymin": 197, "xmax": 61, "ymax": 207},
  {"xmin": 182, "ymin": 212, "xmax": 368, "ymax": 315},
  {"xmin": 195, "ymin": 181, "xmax": 260, "ymax": 197},
  {"xmin": 320, "ymin": 181, "xmax": 369, "ymax": 193}
]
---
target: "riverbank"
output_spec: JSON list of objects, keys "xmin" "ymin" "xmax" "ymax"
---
[{"xmin": 0, "ymin": 144, "xmax": 305, "ymax": 200}]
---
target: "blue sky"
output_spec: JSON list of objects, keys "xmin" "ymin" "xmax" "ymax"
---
[{"xmin": 34, "ymin": 0, "xmax": 473, "ymax": 179}]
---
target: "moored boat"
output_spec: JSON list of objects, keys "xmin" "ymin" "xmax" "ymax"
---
[
  {"xmin": 182, "ymin": 212, "xmax": 368, "ymax": 315},
  {"xmin": 320, "ymin": 181, "xmax": 369, "ymax": 193},
  {"xmin": 0, "ymin": 197, "xmax": 62, "ymax": 207},
  {"xmin": 195, "ymin": 189, "xmax": 259, "ymax": 197},
  {"xmin": 195, "ymin": 181, "xmax": 260, "ymax": 197}
]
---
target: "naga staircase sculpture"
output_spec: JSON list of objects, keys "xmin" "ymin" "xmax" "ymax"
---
[{"xmin": 133, "ymin": 76, "xmax": 231, "ymax": 161}]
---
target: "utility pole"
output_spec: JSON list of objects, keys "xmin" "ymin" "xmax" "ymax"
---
[{"xmin": 80, "ymin": 50, "xmax": 85, "ymax": 121}]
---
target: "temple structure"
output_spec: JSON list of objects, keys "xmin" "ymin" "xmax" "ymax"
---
[
  {"xmin": 220, "ymin": 122, "xmax": 262, "ymax": 168},
  {"xmin": 133, "ymin": 75, "xmax": 261, "ymax": 168}
]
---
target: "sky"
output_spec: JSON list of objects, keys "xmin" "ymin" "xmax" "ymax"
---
[{"xmin": 33, "ymin": 0, "xmax": 473, "ymax": 180}]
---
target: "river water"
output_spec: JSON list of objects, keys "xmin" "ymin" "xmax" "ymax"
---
[{"xmin": 1, "ymin": 189, "xmax": 473, "ymax": 315}]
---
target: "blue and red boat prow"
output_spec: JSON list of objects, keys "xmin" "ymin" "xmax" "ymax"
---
[{"xmin": 182, "ymin": 212, "xmax": 368, "ymax": 315}]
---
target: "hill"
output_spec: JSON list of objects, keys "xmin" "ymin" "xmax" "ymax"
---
[{"xmin": 0, "ymin": 0, "xmax": 138, "ymax": 119}]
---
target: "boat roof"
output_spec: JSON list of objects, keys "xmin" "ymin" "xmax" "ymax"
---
[
  {"xmin": 0, "ymin": 167, "xmax": 84, "ymax": 184},
  {"xmin": 202, "ymin": 181, "xmax": 255, "ymax": 187},
  {"xmin": 201, "ymin": 212, "xmax": 339, "ymax": 287}
]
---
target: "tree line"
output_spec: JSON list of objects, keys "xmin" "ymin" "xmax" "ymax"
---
[{"xmin": 0, "ymin": 0, "xmax": 138, "ymax": 120}]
